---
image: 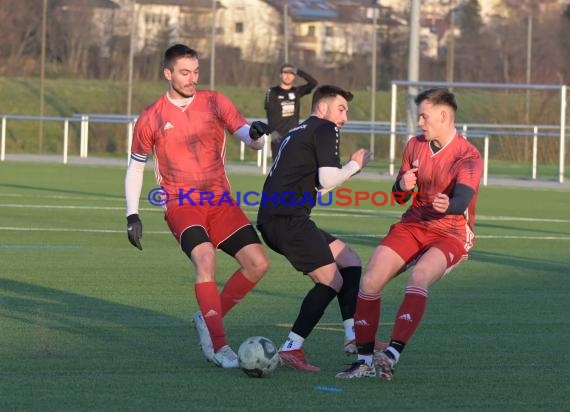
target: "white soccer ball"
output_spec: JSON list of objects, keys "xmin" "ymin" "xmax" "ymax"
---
[{"xmin": 237, "ymin": 336, "xmax": 280, "ymax": 378}]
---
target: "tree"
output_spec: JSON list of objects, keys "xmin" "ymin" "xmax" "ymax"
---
[
  {"xmin": 560, "ymin": 4, "xmax": 570, "ymax": 83},
  {"xmin": 454, "ymin": 0, "xmax": 491, "ymax": 82},
  {"xmin": 0, "ymin": 0, "xmax": 44, "ymax": 75}
]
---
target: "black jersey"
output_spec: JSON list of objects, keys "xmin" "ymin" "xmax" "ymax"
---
[
  {"xmin": 257, "ymin": 116, "xmax": 342, "ymax": 224},
  {"xmin": 263, "ymin": 69, "xmax": 318, "ymax": 136}
]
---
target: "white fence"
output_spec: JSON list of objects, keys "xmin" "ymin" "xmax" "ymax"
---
[{"xmin": 1, "ymin": 113, "xmax": 569, "ymax": 186}]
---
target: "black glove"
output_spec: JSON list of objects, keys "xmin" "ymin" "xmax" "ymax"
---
[
  {"xmin": 127, "ymin": 214, "xmax": 143, "ymax": 250},
  {"xmin": 249, "ymin": 121, "xmax": 271, "ymax": 141}
]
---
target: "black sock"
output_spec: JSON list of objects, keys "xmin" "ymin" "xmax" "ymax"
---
[
  {"xmin": 337, "ymin": 266, "xmax": 361, "ymax": 321},
  {"xmin": 291, "ymin": 283, "xmax": 337, "ymax": 338},
  {"xmin": 386, "ymin": 339, "xmax": 406, "ymax": 360}
]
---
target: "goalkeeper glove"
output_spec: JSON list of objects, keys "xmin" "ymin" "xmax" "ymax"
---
[
  {"xmin": 249, "ymin": 121, "xmax": 271, "ymax": 141},
  {"xmin": 127, "ymin": 214, "xmax": 143, "ymax": 250}
]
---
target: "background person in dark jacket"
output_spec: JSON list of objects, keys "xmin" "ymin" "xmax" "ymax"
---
[{"xmin": 264, "ymin": 63, "xmax": 318, "ymax": 158}]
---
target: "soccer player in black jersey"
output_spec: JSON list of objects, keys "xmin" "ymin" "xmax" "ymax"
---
[{"xmin": 257, "ymin": 85, "xmax": 372, "ymax": 372}]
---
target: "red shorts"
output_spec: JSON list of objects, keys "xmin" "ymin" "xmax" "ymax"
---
[
  {"xmin": 164, "ymin": 197, "xmax": 251, "ymax": 247},
  {"xmin": 381, "ymin": 222, "xmax": 468, "ymax": 270}
]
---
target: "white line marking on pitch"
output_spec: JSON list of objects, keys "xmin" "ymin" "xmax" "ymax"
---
[
  {"xmin": 0, "ymin": 227, "xmax": 170, "ymax": 234},
  {"xmin": 0, "ymin": 226, "xmax": 569, "ymax": 240},
  {"xmin": 2, "ymin": 203, "xmax": 569, "ymax": 224}
]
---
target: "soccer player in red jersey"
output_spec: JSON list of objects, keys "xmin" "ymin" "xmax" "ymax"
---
[
  {"xmin": 337, "ymin": 87, "xmax": 483, "ymax": 380},
  {"xmin": 124, "ymin": 44, "xmax": 271, "ymax": 369}
]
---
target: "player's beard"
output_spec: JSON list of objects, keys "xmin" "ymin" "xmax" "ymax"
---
[{"xmin": 172, "ymin": 83, "xmax": 196, "ymax": 98}]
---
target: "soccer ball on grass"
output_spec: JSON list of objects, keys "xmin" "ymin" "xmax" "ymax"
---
[{"xmin": 237, "ymin": 336, "xmax": 280, "ymax": 378}]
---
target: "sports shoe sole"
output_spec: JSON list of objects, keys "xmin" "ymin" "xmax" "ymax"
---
[
  {"xmin": 278, "ymin": 351, "xmax": 320, "ymax": 372},
  {"xmin": 335, "ymin": 363, "xmax": 377, "ymax": 379},
  {"xmin": 192, "ymin": 311, "xmax": 215, "ymax": 362}
]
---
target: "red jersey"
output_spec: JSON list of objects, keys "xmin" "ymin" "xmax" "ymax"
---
[
  {"xmin": 131, "ymin": 90, "xmax": 247, "ymax": 197},
  {"xmin": 397, "ymin": 132, "xmax": 483, "ymax": 251}
]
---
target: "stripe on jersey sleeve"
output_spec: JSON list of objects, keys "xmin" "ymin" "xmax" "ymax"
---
[{"xmin": 130, "ymin": 153, "xmax": 148, "ymax": 163}]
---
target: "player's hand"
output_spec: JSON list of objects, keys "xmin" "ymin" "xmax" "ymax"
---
[
  {"xmin": 250, "ymin": 121, "xmax": 271, "ymax": 141},
  {"xmin": 432, "ymin": 192, "xmax": 450, "ymax": 213},
  {"xmin": 350, "ymin": 148, "xmax": 372, "ymax": 170},
  {"xmin": 399, "ymin": 167, "xmax": 418, "ymax": 191},
  {"xmin": 127, "ymin": 214, "xmax": 143, "ymax": 250}
]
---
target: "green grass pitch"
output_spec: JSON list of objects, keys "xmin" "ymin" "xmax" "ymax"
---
[{"xmin": 0, "ymin": 161, "xmax": 569, "ymax": 411}]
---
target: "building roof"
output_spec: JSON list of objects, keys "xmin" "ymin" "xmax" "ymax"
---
[
  {"xmin": 57, "ymin": 0, "xmax": 120, "ymax": 9},
  {"xmin": 267, "ymin": 0, "xmax": 401, "ymax": 24},
  {"xmin": 267, "ymin": 0, "xmax": 336, "ymax": 21}
]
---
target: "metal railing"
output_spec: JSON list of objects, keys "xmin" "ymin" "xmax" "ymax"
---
[
  {"xmin": 1, "ymin": 113, "xmax": 569, "ymax": 185},
  {"xmin": 390, "ymin": 80, "xmax": 568, "ymax": 182}
]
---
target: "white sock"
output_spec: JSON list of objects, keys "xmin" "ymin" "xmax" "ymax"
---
[
  {"xmin": 343, "ymin": 318, "xmax": 355, "ymax": 341},
  {"xmin": 385, "ymin": 346, "xmax": 400, "ymax": 365},
  {"xmin": 357, "ymin": 354, "xmax": 373, "ymax": 366},
  {"xmin": 280, "ymin": 332, "xmax": 304, "ymax": 351}
]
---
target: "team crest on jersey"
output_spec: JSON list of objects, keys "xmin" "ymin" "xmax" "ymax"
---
[
  {"xmin": 163, "ymin": 121, "xmax": 174, "ymax": 131},
  {"xmin": 288, "ymin": 93, "xmax": 296, "ymax": 100}
]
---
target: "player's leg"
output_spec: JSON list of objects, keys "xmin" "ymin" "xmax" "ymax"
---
[
  {"xmin": 327, "ymin": 236, "xmax": 362, "ymax": 353},
  {"xmin": 278, "ymin": 262, "xmax": 338, "ymax": 372},
  {"xmin": 337, "ymin": 244, "xmax": 405, "ymax": 379},
  {"xmin": 355, "ymin": 246, "xmax": 405, "ymax": 354},
  {"xmin": 218, "ymin": 230, "xmax": 269, "ymax": 316},
  {"xmin": 338, "ymin": 224, "xmax": 418, "ymax": 379},
  {"xmin": 212, "ymin": 203, "xmax": 270, "ymax": 317},
  {"xmin": 379, "ymin": 237, "xmax": 466, "ymax": 379},
  {"xmin": 166, "ymin": 202, "xmax": 234, "ymax": 367},
  {"xmin": 179, "ymin": 227, "xmax": 229, "ymax": 363},
  {"xmin": 181, "ymin": 228, "xmax": 235, "ymax": 367},
  {"xmin": 263, "ymin": 217, "xmax": 338, "ymax": 372}
]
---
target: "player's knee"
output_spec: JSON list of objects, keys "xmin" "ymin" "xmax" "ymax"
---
[
  {"xmin": 247, "ymin": 253, "xmax": 270, "ymax": 281},
  {"xmin": 332, "ymin": 241, "xmax": 361, "ymax": 268},
  {"xmin": 320, "ymin": 274, "xmax": 342, "ymax": 292},
  {"xmin": 308, "ymin": 264, "xmax": 342, "ymax": 291},
  {"xmin": 189, "ymin": 246, "xmax": 217, "ymax": 283},
  {"xmin": 408, "ymin": 267, "xmax": 434, "ymax": 289},
  {"xmin": 237, "ymin": 243, "xmax": 270, "ymax": 282},
  {"xmin": 341, "ymin": 247, "xmax": 361, "ymax": 267},
  {"xmin": 360, "ymin": 272, "xmax": 382, "ymax": 295}
]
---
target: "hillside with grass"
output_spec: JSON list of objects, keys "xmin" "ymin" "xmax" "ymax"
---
[{"xmin": 0, "ymin": 77, "xmax": 567, "ymax": 169}]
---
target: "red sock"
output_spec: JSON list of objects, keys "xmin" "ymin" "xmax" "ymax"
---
[
  {"xmin": 391, "ymin": 286, "xmax": 428, "ymax": 344},
  {"xmin": 195, "ymin": 282, "xmax": 226, "ymax": 352},
  {"xmin": 220, "ymin": 270, "xmax": 256, "ymax": 317},
  {"xmin": 354, "ymin": 291, "xmax": 381, "ymax": 354}
]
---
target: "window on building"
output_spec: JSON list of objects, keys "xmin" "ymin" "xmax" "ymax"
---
[
  {"xmin": 235, "ymin": 22, "xmax": 244, "ymax": 33},
  {"xmin": 325, "ymin": 26, "xmax": 333, "ymax": 36},
  {"xmin": 307, "ymin": 25, "xmax": 315, "ymax": 36}
]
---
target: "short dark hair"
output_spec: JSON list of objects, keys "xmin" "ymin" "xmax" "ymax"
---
[
  {"xmin": 164, "ymin": 44, "xmax": 199, "ymax": 69},
  {"xmin": 311, "ymin": 85, "xmax": 354, "ymax": 111},
  {"xmin": 415, "ymin": 87, "xmax": 458, "ymax": 112}
]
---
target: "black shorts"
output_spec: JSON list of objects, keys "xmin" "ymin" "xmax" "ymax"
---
[{"xmin": 257, "ymin": 216, "xmax": 336, "ymax": 273}]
